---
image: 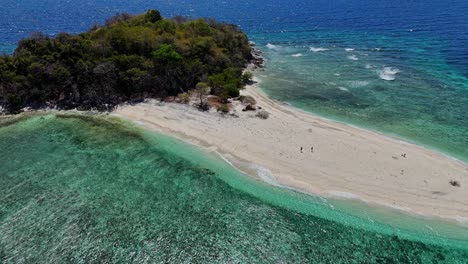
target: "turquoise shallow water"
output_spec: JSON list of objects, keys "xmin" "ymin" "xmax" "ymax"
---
[{"xmin": 1, "ymin": 114, "xmax": 468, "ymax": 263}]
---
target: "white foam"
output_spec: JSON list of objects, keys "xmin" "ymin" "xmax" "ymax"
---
[
  {"xmin": 309, "ymin": 47, "xmax": 329, "ymax": 52},
  {"xmin": 349, "ymin": 80, "xmax": 370, "ymax": 88},
  {"xmin": 334, "ymin": 73, "xmax": 341, "ymax": 76},
  {"xmin": 327, "ymin": 190, "xmax": 359, "ymax": 199},
  {"xmin": 251, "ymin": 165, "xmax": 280, "ymax": 186},
  {"xmin": 291, "ymin": 53, "xmax": 304, "ymax": 57},
  {"xmin": 379, "ymin": 67, "xmax": 400, "ymax": 81},
  {"xmin": 338, "ymin": 87, "xmax": 349, "ymax": 92},
  {"xmin": 456, "ymin": 216, "xmax": 468, "ymax": 224},
  {"xmin": 344, "ymin": 48, "xmax": 355, "ymax": 52},
  {"xmin": 387, "ymin": 204, "xmax": 411, "ymax": 212},
  {"xmin": 217, "ymin": 152, "xmax": 237, "ymax": 167},
  {"xmin": 266, "ymin": 43, "xmax": 277, "ymax": 49},
  {"xmin": 365, "ymin": 64, "xmax": 373, "ymax": 69},
  {"xmin": 347, "ymin": 55, "xmax": 359, "ymax": 60}
]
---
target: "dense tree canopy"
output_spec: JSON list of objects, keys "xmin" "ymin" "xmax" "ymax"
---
[{"xmin": 0, "ymin": 10, "xmax": 253, "ymax": 113}]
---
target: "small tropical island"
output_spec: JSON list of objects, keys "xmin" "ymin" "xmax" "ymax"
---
[
  {"xmin": 0, "ymin": 9, "xmax": 467, "ymax": 222},
  {"xmin": 0, "ymin": 9, "xmax": 257, "ymax": 114},
  {"xmin": 1, "ymin": 8, "xmax": 468, "ymax": 262}
]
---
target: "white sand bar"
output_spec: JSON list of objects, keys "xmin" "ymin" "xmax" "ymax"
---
[{"xmin": 114, "ymin": 80, "xmax": 468, "ymax": 222}]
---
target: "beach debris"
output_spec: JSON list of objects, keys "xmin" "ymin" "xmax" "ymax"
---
[
  {"xmin": 450, "ymin": 180, "xmax": 461, "ymax": 187},
  {"xmin": 256, "ymin": 110, "xmax": 269, "ymax": 119},
  {"xmin": 401, "ymin": 153, "xmax": 407, "ymax": 158}
]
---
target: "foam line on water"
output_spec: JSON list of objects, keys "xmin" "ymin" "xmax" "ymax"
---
[{"xmin": 309, "ymin": 47, "xmax": 329, "ymax": 52}]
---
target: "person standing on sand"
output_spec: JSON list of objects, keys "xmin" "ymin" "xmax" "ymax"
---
[
  {"xmin": 300, "ymin": 147, "xmax": 303, "ymax": 153},
  {"xmin": 311, "ymin": 147, "xmax": 314, "ymax": 153}
]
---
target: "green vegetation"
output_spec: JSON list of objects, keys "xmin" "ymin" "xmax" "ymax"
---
[
  {"xmin": 195, "ymin": 82, "xmax": 210, "ymax": 109},
  {"xmin": 217, "ymin": 103, "xmax": 230, "ymax": 113},
  {"xmin": 208, "ymin": 68, "xmax": 243, "ymax": 101},
  {"xmin": 177, "ymin": 92, "xmax": 191, "ymax": 104},
  {"xmin": 0, "ymin": 10, "xmax": 252, "ymax": 113}
]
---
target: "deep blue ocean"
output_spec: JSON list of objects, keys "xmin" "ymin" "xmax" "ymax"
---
[{"xmin": 1, "ymin": 0, "xmax": 467, "ymax": 161}]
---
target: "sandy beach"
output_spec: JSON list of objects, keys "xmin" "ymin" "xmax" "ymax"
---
[{"xmin": 114, "ymin": 77, "xmax": 468, "ymax": 222}]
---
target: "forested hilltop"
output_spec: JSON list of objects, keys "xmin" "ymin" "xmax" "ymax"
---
[{"xmin": 0, "ymin": 10, "xmax": 253, "ymax": 113}]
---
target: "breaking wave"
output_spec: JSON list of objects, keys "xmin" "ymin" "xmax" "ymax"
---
[
  {"xmin": 266, "ymin": 43, "xmax": 278, "ymax": 49},
  {"xmin": 379, "ymin": 67, "xmax": 400, "ymax": 81},
  {"xmin": 309, "ymin": 47, "xmax": 329, "ymax": 52}
]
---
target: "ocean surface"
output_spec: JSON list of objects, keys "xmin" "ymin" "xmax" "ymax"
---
[
  {"xmin": 1, "ymin": 114, "xmax": 468, "ymax": 262},
  {"xmin": 1, "ymin": 0, "xmax": 468, "ymax": 262}
]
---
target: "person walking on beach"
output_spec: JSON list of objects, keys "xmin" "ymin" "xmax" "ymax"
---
[
  {"xmin": 300, "ymin": 147, "xmax": 303, "ymax": 153},
  {"xmin": 311, "ymin": 146, "xmax": 314, "ymax": 153}
]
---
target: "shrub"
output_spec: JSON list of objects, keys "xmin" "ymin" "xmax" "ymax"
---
[
  {"xmin": 195, "ymin": 82, "xmax": 210, "ymax": 107},
  {"xmin": 217, "ymin": 104, "xmax": 230, "ymax": 113},
  {"xmin": 177, "ymin": 93, "xmax": 191, "ymax": 104},
  {"xmin": 256, "ymin": 110, "xmax": 269, "ymax": 119},
  {"xmin": 208, "ymin": 67, "xmax": 243, "ymax": 101},
  {"xmin": 152, "ymin": 44, "xmax": 182, "ymax": 64},
  {"xmin": 242, "ymin": 71, "xmax": 253, "ymax": 85},
  {"xmin": 145, "ymin": 9, "xmax": 162, "ymax": 23}
]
